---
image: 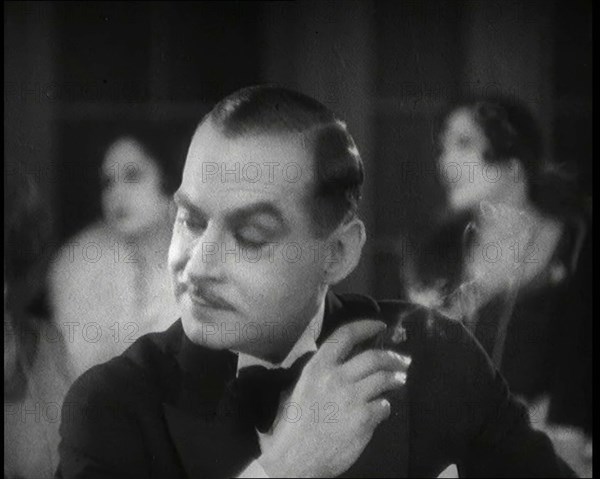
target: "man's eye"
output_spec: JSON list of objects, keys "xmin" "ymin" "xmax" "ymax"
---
[
  {"xmin": 176, "ymin": 213, "xmax": 206, "ymax": 232},
  {"xmin": 236, "ymin": 236, "xmax": 267, "ymax": 249},
  {"xmin": 236, "ymin": 227, "xmax": 268, "ymax": 249}
]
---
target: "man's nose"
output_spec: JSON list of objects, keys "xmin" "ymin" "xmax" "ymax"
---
[{"xmin": 182, "ymin": 224, "xmax": 227, "ymax": 284}]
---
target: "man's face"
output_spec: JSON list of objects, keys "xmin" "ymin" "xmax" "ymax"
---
[{"xmin": 168, "ymin": 121, "xmax": 328, "ymax": 358}]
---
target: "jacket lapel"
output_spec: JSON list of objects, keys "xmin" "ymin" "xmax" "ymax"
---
[
  {"xmin": 162, "ymin": 330, "xmax": 259, "ymax": 478},
  {"xmin": 163, "ymin": 402, "xmax": 259, "ymax": 479}
]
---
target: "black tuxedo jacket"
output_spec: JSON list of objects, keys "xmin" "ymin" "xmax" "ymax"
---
[{"xmin": 56, "ymin": 292, "xmax": 574, "ymax": 478}]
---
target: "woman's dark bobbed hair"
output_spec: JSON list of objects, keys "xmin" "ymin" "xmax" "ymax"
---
[{"xmin": 438, "ymin": 95, "xmax": 586, "ymax": 221}]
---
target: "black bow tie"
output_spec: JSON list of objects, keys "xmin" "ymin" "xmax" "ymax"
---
[{"xmin": 221, "ymin": 352, "xmax": 314, "ymax": 433}]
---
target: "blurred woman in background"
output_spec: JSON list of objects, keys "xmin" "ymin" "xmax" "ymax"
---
[
  {"xmin": 404, "ymin": 97, "xmax": 592, "ymax": 474},
  {"xmin": 5, "ymin": 173, "xmax": 72, "ymax": 478},
  {"xmin": 48, "ymin": 128, "xmax": 181, "ymax": 378}
]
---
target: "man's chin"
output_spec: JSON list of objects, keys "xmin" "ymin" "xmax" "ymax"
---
[{"xmin": 180, "ymin": 309, "xmax": 244, "ymax": 350}]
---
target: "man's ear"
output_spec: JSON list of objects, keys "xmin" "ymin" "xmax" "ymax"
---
[{"xmin": 322, "ymin": 218, "xmax": 366, "ymax": 286}]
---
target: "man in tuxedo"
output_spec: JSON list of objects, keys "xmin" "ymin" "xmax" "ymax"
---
[{"xmin": 57, "ymin": 86, "xmax": 574, "ymax": 478}]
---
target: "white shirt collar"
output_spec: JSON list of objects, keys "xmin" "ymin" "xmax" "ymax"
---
[{"xmin": 237, "ymin": 300, "xmax": 325, "ymax": 373}]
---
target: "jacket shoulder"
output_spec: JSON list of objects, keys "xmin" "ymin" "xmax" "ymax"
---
[
  {"xmin": 333, "ymin": 291, "xmax": 469, "ymax": 343},
  {"xmin": 373, "ymin": 298, "xmax": 473, "ymax": 350},
  {"xmin": 371, "ymin": 299, "xmax": 498, "ymax": 404},
  {"xmin": 121, "ymin": 319, "xmax": 183, "ymax": 370},
  {"xmin": 334, "ymin": 293, "xmax": 477, "ymax": 361},
  {"xmin": 63, "ymin": 320, "xmax": 183, "ymax": 409}
]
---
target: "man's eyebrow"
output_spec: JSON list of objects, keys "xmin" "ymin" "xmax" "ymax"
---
[
  {"xmin": 173, "ymin": 191, "xmax": 288, "ymax": 230},
  {"xmin": 227, "ymin": 202, "xmax": 287, "ymax": 229},
  {"xmin": 173, "ymin": 191, "xmax": 206, "ymax": 217}
]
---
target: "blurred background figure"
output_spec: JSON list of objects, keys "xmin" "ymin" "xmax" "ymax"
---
[
  {"xmin": 48, "ymin": 129, "xmax": 181, "ymax": 377},
  {"xmin": 404, "ymin": 97, "xmax": 592, "ymax": 475},
  {"xmin": 4, "ymin": 172, "xmax": 72, "ymax": 479}
]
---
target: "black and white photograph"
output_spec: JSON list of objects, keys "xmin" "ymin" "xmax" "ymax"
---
[{"xmin": 4, "ymin": 1, "xmax": 592, "ymax": 477}]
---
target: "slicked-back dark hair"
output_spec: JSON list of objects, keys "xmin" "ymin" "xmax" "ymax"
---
[{"xmin": 202, "ymin": 85, "xmax": 364, "ymax": 236}]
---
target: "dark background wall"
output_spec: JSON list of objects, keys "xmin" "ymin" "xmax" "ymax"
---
[{"xmin": 5, "ymin": 0, "xmax": 592, "ymax": 299}]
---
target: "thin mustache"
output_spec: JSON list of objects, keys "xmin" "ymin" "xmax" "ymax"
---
[{"xmin": 180, "ymin": 282, "xmax": 236, "ymax": 311}]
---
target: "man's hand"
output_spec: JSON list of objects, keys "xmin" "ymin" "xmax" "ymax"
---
[{"xmin": 258, "ymin": 320, "xmax": 411, "ymax": 477}]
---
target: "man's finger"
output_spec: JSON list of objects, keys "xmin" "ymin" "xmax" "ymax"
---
[
  {"xmin": 342, "ymin": 349, "xmax": 411, "ymax": 381},
  {"xmin": 366, "ymin": 398, "xmax": 392, "ymax": 428},
  {"xmin": 320, "ymin": 320, "xmax": 386, "ymax": 363},
  {"xmin": 355, "ymin": 370, "xmax": 407, "ymax": 402}
]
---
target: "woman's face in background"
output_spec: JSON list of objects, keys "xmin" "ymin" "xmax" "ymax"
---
[
  {"xmin": 438, "ymin": 108, "xmax": 512, "ymax": 212},
  {"xmin": 101, "ymin": 137, "xmax": 170, "ymax": 238}
]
